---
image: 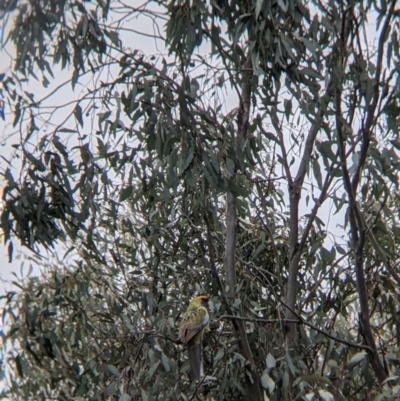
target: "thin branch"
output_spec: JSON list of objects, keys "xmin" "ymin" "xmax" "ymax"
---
[
  {"xmin": 215, "ymin": 315, "xmax": 299, "ymax": 324},
  {"xmin": 335, "ymin": 48, "xmax": 388, "ymax": 384},
  {"xmin": 216, "ymin": 315, "xmax": 373, "ymax": 352},
  {"xmin": 203, "ymin": 211, "xmax": 261, "ymax": 399},
  {"xmin": 253, "ymin": 183, "xmax": 284, "ymax": 288},
  {"xmin": 270, "ymin": 102, "xmax": 293, "ymax": 187},
  {"xmin": 225, "ymin": 191, "xmax": 237, "ymax": 298},
  {"xmin": 297, "ymin": 156, "xmax": 336, "ymax": 253},
  {"xmin": 362, "ymin": 209, "xmax": 400, "ymax": 287},
  {"xmin": 300, "ymin": 250, "xmax": 351, "ymax": 310},
  {"xmin": 351, "ymin": 0, "xmax": 397, "ymax": 193},
  {"xmin": 293, "ymin": 111, "xmax": 323, "ymax": 189}
]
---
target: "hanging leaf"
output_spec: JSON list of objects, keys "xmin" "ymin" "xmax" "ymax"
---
[
  {"xmin": 266, "ymin": 353, "xmax": 276, "ymax": 369},
  {"xmin": 261, "ymin": 369, "xmax": 275, "ymax": 392},
  {"xmin": 74, "ymin": 104, "xmax": 84, "ymax": 127},
  {"xmin": 119, "ymin": 186, "xmax": 134, "ymax": 202}
]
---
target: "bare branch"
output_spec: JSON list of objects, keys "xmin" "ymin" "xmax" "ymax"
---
[
  {"xmin": 202, "ymin": 214, "xmax": 262, "ymax": 399},
  {"xmin": 297, "ymin": 157, "xmax": 336, "ymax": 253},
  {"xmin": 351, "ymin": 0, "xmax": 397, "ymax": 193},
  {"xmin": 270, "ymin": 103, "xmax": 293, "ymax": 187},
  {"xmin": 224, "ymin": 192, "xmax": 237, "ymax": 298},
  {"xmin": 293, "ymin": 112, "xmax": 322, "ymax": 189},
  {"xmin": 216, "ymin": 315, "xmax": 373, "ymax": 352},
  {"xmin": 335, "ymin": 69, "xmax": 388, "ymax": 384}
]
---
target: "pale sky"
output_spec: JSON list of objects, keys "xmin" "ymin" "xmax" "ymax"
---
[{"xmin": 0, "ymin": 31, "xmax": 17, "ymax": 296}]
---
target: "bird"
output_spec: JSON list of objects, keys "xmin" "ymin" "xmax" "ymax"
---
[{"xmin": 179, "ymin": 295, "xmax": 210, "ymax": 380}]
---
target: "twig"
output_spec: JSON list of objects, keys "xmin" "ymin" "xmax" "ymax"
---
[
  {"xmin": 215, "ymin": 315, "xmax": 299, "ymax": 324},
  {"xmin": 214, "ymin": 309, "xmax": 374, "ymax": 352}
]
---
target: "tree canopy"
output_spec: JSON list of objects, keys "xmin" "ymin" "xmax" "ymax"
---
[{"xmin": 1, "ymin": 0, "xmax": 400, "ymax": 400}]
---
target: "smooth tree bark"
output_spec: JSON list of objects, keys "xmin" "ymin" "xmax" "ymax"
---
[
  {"xmin": 223, "ymin": 53, "xmax": 263, "ymax": 401},
  {"xmin": 332, "ymin": 1, "xmax": 397, "ymax": 384}
]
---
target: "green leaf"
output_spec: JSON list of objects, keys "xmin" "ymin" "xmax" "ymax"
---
[
  {"xmin": 203, "ymin": 162, "xmax": 218, "ymax": 189},
  {"xmin": 182, "ymin": 145, "xmax": 194, "ymax": 173},
  {"xmin": 284, "ymin": 98, "xmax": 292, "ymax": 122},
  {"xmin": 312, "ymin": 159, "xmax": 322, "ymax": 188},
  {"xmin": 320, "ymin": 247, "xmax": 336, "ymax": 264},
  {"xmin": 255, "ymin": 0, "xmax": 264, "ymax": 18},
  {"xmin": 14, "ymin": 355, "xmax": 23, "ymax": 378},
  {"xmin": 327, "ymin": 359, "xmax": 338, "ymax": 368},
  {"xmin": 214, "ymin": 348, "xmax": 224, "ymax": 363},
  {"xmin": 383, "ymin": 375, "xmax": 400, "ymax": 384},
  {"xmin": 141, "ymin": 389, "xmax": 149, "ymax": 401},
  {"xmin": 105, "ymin": 30, "xmax": 121, "ymax": 46},
  {"xmin": 319, "ymin": 390, "xmax": 334, "ymax": 401},
  {"xmin": 119, "ymin": 186, "xmax": 134, "ymax": 202},
  {"xmin": 348, "ymin": 351, "xmax": 367, "ymax": 367},
  {"xmin": 148, "ymin": 361, "xmax": 160, "ymax": 379},
  {"xmin": 98, "ymin": 111, "xmax": 112, "ymax": 125},
  {"xmin": 58, "ymin": 127, "xmax": 77, "ymax": 133},
  {"xmin": 161, "ymin": 353, "xmax": 170, "ymax": 372},
  {"xmin": 106, "ymin": 365, "xmax": 120, "ymax": 377},
  {"xmin": 74, "ymin": 104, "xmax": 84, "ymax": 127},
  {"xmin": 277, "ymin": 0, "xmax": 288, "ymax": 12},
  {"xmin": 300, "ymin": 375, "xmax": 332, "ymax": 385},
  {"xmin": 266, "ymin": 353, "xmax": 276, "ymax": 369},
  {"xmin": 261, "ymin": 369, "xmax": 275, "ymax": 392},
  {"xmin": 8, "ymin": 241, "xmax": 13, "ymax": 263},
  {"xmin": 317, "ymin": 141, "xmax": 336, "ymax": 162},
  {"xmin": 226, "ymin": 158, "xmax": 235, "ymax": 175}
]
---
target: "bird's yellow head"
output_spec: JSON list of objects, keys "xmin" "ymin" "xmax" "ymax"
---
[{"xmin": 190, "ymin": 295, "xmax": 210, "ymax": 308}]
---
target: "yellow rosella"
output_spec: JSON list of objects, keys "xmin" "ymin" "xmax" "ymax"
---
[{"xmin": 179, "ymin": 295, "xmax": 210, "ymax": 380}]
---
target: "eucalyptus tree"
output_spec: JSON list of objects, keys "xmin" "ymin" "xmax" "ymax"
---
[{"xmin": 1, "ymin": 0, "xmax": 400, "ymax": 400}]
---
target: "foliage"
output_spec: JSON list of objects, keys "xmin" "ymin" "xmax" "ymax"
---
[{"xmin": 1, "ymin": 0, "xmax": 400, "ymax": 400}]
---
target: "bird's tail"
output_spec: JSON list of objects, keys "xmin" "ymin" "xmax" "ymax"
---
[{"xmin": 188, "ymin": 342, "xmax": 204, "ymax": 381}]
